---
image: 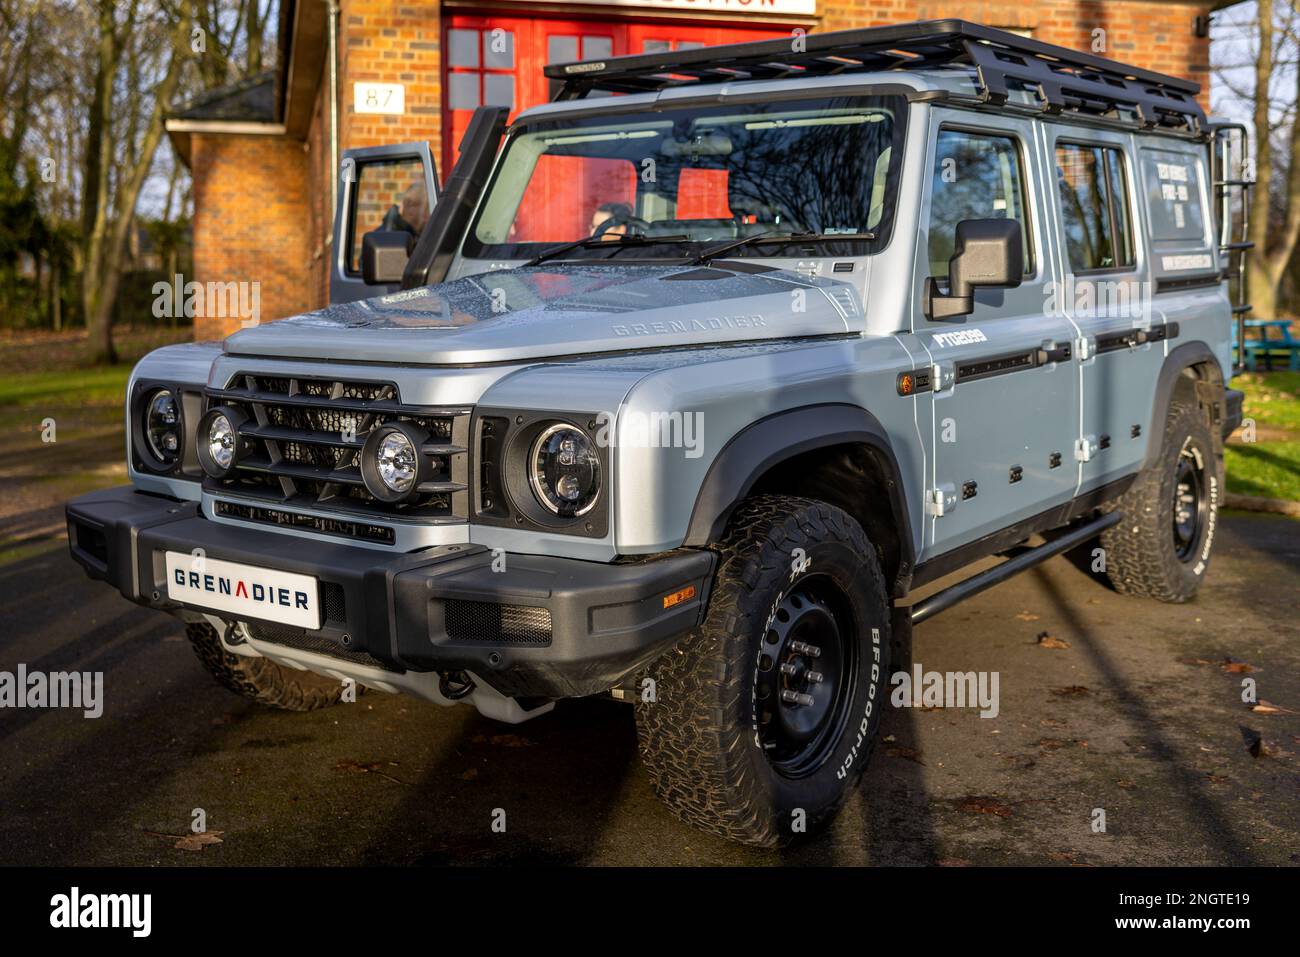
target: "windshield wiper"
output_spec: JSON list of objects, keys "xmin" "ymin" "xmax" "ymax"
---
[
  {"xmin": 524, "ymin": 233, "xmax": 691, "ymax": 267},
  {"xmin": 692, "ymin": 231, "xmax": 876, "ymax": 265}
]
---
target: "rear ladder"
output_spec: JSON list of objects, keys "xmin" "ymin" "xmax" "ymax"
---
[{"xmin": 1210, "ymin": 121, "xmax": 1255, "ymax": 371}]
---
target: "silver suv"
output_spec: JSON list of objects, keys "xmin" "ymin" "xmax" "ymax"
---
[{"xmin": 68, "ymin": 20, "xmax": 1247, "ymax": 846}]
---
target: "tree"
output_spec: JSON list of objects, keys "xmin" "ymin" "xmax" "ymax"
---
[
  {"xmin": 1243, "ymin": 0, "xmax": 1300, "ymax": 320},
  {"xmin": 80, "ymin": 0, "xmax": 189, "ymax": 364}
]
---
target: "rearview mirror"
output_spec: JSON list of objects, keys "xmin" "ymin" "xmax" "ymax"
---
[
  {"xmin": 925, "ymin": 218, "xmax": 1023, "ymax": 321},
  {"xmin": 361, "ymin": 230, "xmax": 415, "ymax": 285}
]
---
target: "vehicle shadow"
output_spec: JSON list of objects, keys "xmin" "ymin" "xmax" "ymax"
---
[
  {"xmin": 351, "ymin": 694, "xmax": 646, "ymax": 866},
  {"xmin": 1026, "ymin": 551, "xmax": 1259, "ymax": 865}
]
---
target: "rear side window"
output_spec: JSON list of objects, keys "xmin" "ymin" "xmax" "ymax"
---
[
  {"xmin": 928, "ymin": 130, "xmax": 1033, "ymax": 278},
  {"xmin": 1055, "ymin": 143, "xmax": 1134, "ymax": 271},
  {"xmin": 1141, "ymin": 149, "xmax": 1207, "ymax": 242}
]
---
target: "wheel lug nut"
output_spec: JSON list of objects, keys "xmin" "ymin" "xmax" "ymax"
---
[
  {"xmin": 789, "ymin": 641, "xmax": 821, "ymax": 657},
  {"xmin": 781, "ymin": 689, "xmax": 815, "ymax": 706},
  {"xmin": 780, "ymin": 663, "xmax": 799, "ymax": 677},
  {"xmin": 805, "ymin": 670, "xmax": 824, "ymax": 684}
]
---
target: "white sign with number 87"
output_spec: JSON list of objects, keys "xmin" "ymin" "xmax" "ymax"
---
[{"xmin": 354, "ymin": 82, "xmax": 405, "ymax": 115}]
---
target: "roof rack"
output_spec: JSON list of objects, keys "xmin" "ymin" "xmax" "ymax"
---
[{"xmin": 544, "ymin": 19, "xmax": 1204, "ymax": 135}]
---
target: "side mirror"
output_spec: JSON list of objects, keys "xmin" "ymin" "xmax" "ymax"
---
[
  {"xmin": 925, "ymin": 218, "xmax": 1023, "ymax": 321},
  {"xmin": 361, "ymin": 230, "xmax": 415, "ymax": 285}
]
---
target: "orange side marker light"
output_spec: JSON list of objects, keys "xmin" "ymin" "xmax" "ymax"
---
[{"xmin": 663, "ymin": 585, "xmax": 697, "ymax": 609}]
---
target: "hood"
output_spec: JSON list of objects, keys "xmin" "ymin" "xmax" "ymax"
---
[{"xmin": 223, "ymin": 263, "xmax": 861, "ymax": 365}]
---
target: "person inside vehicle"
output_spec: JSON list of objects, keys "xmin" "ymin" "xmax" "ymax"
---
[
  {"xmin": 381, "ymin": 181, "xmax": 430, "ymax": 237},
  {"xmin": 591, "ymin": 202, "xmax": 633, "ymax": 239}
]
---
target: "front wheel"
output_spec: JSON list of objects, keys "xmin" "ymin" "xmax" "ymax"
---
[
  {"xmin": 1102, "ymin": 398, "xmax": 1223, "ymax": 602},
  {"xmin": 634, "ymin": 495, "xmax": 891, "ymax": 847},
  {"xmin": 186, "ymin": 621, "xmax": 350, "ymax": 711}
]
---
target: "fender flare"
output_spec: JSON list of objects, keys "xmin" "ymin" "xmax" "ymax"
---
[
  {"xmin": 1141, "ymin": 342, "xmax": 1226, "ymax": 471},
  {"xmin": 682, "ymin": 403, "xmax": 916, "ymax": 582}
]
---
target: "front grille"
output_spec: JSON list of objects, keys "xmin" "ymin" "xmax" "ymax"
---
[
  {"xmin": 445, "ymin": 600, "xmax": 553, "ymax": 646},
  {"xmin": 246, "ymin": 623, "xmax": 400, "ymax": 673},
  {"xmin": 205, "ymin": 374, "xmax": 471, "ymax": 523}
]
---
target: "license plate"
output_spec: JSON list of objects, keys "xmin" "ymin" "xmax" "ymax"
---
[{"xmin": 164, "ymin": 552, "xmax": 321, "ymax": 630}]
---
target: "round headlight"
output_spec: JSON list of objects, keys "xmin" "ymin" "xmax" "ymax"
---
[
  {"xmin": 196, "ymin": 406, "xmax": 248, "ymax": 478},
  {"xmin": 530, "ymin": 423, "xmax": 600, "ymax": 517},
  {"xmin": 360, "ymin": 422, "xmax": 432, "ymax": 503},
  {"xmin": 142, "ymin": 389, "xmax": 180, "ymax": 465}
]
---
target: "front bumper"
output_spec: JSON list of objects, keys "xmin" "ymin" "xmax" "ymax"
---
[{"xmin": 66, "ymin": 487, "xmax": 714, "ymax": 698}]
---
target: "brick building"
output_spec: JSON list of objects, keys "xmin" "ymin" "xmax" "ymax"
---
[{"xmin": 165, "ymin": 0, "xmax": 1223, "ymax": 341}]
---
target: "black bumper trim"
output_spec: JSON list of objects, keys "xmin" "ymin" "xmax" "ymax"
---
[{"xmin": 66, "ymin": 487, "xmax": 714, "ymax": 698}]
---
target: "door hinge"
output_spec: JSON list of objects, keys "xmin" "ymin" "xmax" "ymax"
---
[
  {"xmin": 1075, "ymin": 435, "xmax": 1099, "ymax": 462},
  {"xmin": 925, "ymin": 484, "xmax": 958, "ymax": 517},
  {"xmin": 1076, "ymin": 335, "xmax": 1097, "ymax": 362}
]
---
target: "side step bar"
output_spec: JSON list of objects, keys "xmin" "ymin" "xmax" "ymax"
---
[{"xmin": 908, "ymin": 512, "xmax": 1122, "ymax": 626}]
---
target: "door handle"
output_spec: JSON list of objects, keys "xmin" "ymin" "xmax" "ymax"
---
[{"xmin": 1036, "ymin": 339, "xmax": 1073, "ymax": 365}]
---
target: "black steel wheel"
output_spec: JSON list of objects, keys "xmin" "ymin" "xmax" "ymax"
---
[
  {"xmin": 755, "ymin": 581, "xmax": 858, "ymax": 778},
  {"xmin": 1171, "ymin": 442, "xmax": 1208, "ymax": 563}
]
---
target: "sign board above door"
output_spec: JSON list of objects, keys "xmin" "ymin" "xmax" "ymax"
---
[{"xmin": 508, "ymin": 0, "xmax": 817, "ymax": 16}]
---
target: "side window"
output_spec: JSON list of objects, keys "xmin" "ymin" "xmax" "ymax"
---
[
  {"xmin": 348, "ymin": 157, "xmax": 429, "ymax": 274},
  {"xmin": 928, "ymin": 130, "xmax": 1032, "ymax": 278},
  {"xmin": 1140, "ymin": 148, "xmax": 1207, "ymax": 243},
  {"xmin": 1055, "ymin": 143, "xmax": 1134, "ymax": 271}
]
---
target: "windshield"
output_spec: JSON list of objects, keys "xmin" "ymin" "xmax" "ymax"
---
[{"xmin": 464, "ymin": 94, "xmax": 906, "ymax": 262}]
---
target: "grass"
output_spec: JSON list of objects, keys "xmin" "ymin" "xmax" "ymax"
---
[
  {"xmin": 1225, "ymin": 370, "xmax": 1300, "ymax": 503},
  {"xmin": 0, "ymin": 326, "xmax": 189, "ymax": 565}
]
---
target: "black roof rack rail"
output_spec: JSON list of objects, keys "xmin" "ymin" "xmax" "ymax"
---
[{"xmin": 544, "ymin": 19, "xmax": 1204, "ymax": 135}]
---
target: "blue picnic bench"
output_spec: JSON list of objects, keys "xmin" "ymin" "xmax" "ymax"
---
[{"xmin": 1236, "ymin": 319, "xmax": 1300, "ymax": 372}]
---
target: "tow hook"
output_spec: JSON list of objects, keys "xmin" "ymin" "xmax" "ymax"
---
[{"xmin": 222, "ymin": 621, "xmax": 246, "ymax": 648}]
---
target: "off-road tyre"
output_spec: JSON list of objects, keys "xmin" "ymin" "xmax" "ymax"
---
[
  {"xmin": 186, "ymin": 621, "xmax": 348, "ymax": 711},
  {"xmin": 635, "ymin": 495, "xmax": 891, "ymax": 847},
  {"xmin": 1101, "ymin": 398, "xmax": 1222, "ymax": 602}
]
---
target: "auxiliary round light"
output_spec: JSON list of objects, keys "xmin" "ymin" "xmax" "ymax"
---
[
  {"xmin": 196, "ymin": 406, "xmax": 248, "ymax": 478},
  {"xmin": 360, "ymin": 422, "xmax": 432, "ymax": 503}
]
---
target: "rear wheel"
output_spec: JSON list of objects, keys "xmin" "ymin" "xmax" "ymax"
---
[
  {"xmin": 634, "ymin": 495, "xmax": 891, "ymax": 846},
  {"xmin": 1102, "ymin": 398, "xmax": 1222, "ymax": 602},
  {"xmin": 186, "ymin": 621, "xmax": 349, "ymax": 711}
]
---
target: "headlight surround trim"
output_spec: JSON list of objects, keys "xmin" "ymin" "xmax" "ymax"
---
[
  {"xmin": 130, "ymin": 378, "xmax": 203, "ymax": 478},
  {"xmin": 474, "ymin": 409, "xmax": 610, "ymax": 538}
]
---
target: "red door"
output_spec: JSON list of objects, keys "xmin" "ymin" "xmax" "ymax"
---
[{"xmin": 442, "ymin": 15, "xmax": 794, "ymax": 171}]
